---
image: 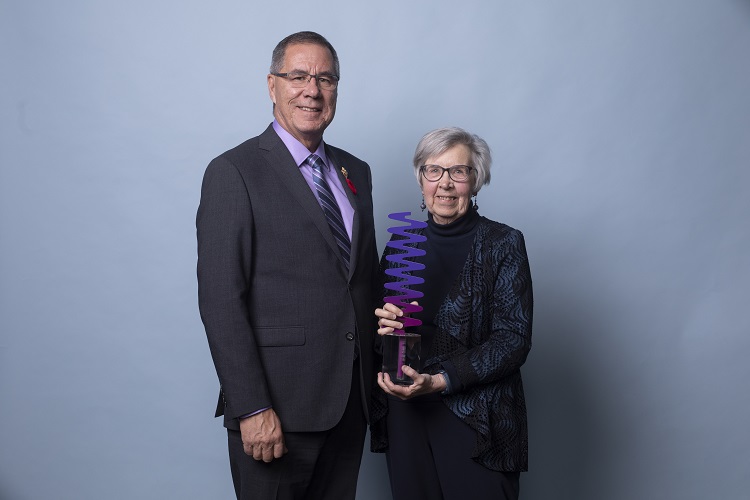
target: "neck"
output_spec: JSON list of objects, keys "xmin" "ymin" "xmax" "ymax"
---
[
  {"xmin": 274, "ymin": 117, "xmax": 323, "ymax": 152},
  {"xmin": 300, "ymin": 135, "xmax": 323, "ymax": 152},
  {"xmin": 427, "ymin": 208, "xmax": 480, "ymax": 236}
]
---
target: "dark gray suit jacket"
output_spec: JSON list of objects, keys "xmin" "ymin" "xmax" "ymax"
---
[{"xmin": 197, "ymin": 124, "xmax": 378, "ymax": 432}]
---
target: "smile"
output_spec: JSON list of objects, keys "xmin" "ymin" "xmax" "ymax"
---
[{"xmin": 299, "ymin": 106, "xmax": 320, "ymax": 112}]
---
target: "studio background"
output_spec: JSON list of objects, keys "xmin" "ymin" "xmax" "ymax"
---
[{"xmin": 1, "ymin": 1, "xmax": 749, "ymax": 499}]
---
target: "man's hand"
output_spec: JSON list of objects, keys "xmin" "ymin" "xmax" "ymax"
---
[{"xmin": 239, "ymin": 408, "xmax": 287, "ymax": 462}]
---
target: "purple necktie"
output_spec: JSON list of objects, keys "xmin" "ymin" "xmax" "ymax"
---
[{"xmin": 307, "ymin": 154, "xmax": 350, "ymax": 269}]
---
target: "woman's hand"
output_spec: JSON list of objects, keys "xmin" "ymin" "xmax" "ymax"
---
[
  {"xmin": 375, "ymin": 302, "xmax": 416, "ymax": 336},
  {"xmin": 377, "ymin": 366, "xmax": 447, "ymax": 400}
]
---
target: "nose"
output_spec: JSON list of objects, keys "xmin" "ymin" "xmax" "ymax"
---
[
  {"xmin": 438, "ymin": 170, "xmax": 453, "ymax": 187},
  {"xmin": 303, "ymin": 76, "xmax": 322, "ymax": 96}
]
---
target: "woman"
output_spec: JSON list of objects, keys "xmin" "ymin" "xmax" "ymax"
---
[{"xmin": 371, "ymin": 127, "xmax": 533, "ymax": 500}]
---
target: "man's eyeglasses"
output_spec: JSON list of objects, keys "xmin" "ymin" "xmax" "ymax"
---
[
  {"xmin": 271, "ymin": 71, "xmax": 339, "ymax": 91},
  {"xmin": 420, "ymin": 165, "xmax": 474, "ymax": 183}
]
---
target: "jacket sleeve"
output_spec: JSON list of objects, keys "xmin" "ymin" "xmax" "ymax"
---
[
  {"xmin": 446, "ymin": 229, "xmax": 533, "ymax": 389},
  {"xmin": 196, "ymin": 156, "xmax": 272, "ymax": 420}
]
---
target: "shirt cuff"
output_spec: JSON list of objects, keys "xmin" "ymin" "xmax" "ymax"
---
[
  {"xmin": 439, "ymin": 360, "xmax": 463, "ymax": 394},
  {"xmin": 239, "ymin": 406, "xmax": 272, "ymax": 419},
  {"xmin": 435, "ymin": 370, "xmax": 452, "ymax": 395}
]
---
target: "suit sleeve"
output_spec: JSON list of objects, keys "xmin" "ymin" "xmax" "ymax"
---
[{"xmin": 197, "ymin": 156, "xmax": 272, "ymax": 420}]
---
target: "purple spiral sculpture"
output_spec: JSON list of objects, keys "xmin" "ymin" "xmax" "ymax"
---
[
  {"xmin": 383, "ymin": 212, "xmax": 427, "ymax": 380},
  {"xmin": 383, "ymin": 212, "xmax": 427, "ymax": 333}
]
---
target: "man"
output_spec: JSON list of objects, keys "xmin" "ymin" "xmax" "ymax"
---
[{"xmin": 197, "ymin": 31, "xmax": 378, "ymax": 499}]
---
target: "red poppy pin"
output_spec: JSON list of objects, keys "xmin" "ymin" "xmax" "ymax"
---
[{"xmin": 341, "ymin": 166, "xmax": 357, "ymax": 194}]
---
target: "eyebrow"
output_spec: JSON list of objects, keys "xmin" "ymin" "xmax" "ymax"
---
[{"xmin": 288, "ymin": 69, "xmax": 337, "ymax": 77}]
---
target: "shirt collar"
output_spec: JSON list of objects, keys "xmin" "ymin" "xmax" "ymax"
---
[{"xmin": 272, "ymin": 120, "xmax": 330, "ymax": 170}]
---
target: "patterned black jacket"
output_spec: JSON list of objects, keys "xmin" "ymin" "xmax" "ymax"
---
[{"xmin": 370, "ymin": 216, "xmax": 533, "ymax": 471}]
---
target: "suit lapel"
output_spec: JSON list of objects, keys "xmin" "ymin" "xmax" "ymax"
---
[{"xmin": 258, "ymin": 126, "xmax": 349, "ymax": 276}]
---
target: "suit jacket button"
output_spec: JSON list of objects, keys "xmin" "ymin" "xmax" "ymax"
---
[{"xmin": 346, "ymin": 332, "xmax": 354, "ymax": 341}]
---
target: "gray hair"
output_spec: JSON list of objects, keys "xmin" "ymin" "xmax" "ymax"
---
[
  {"xmin": 412, "ymin": 127, "xmax": 492, "ymax": 193},
  {"xmin": 270, "ymin": 31, "xmax": 340, "ymax": 78}
]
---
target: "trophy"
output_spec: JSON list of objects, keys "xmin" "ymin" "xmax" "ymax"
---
[{"xmin": 381, "ymin": 212, "xmax": 427, "ymax": 385}]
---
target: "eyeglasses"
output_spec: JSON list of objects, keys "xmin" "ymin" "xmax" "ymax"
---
[
  {"xmin": 420, "ymin": 165, "xmax": 474, "ymax": 183},
  {"xmin": 271, "ymin": 71, "xmax": 339, "ymax": 91}
]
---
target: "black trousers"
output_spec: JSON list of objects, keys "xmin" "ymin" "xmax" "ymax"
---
[
  {"xmin": 227, "ymin": 361, "xmax": 367, "ymax": 500},
  {"xmin": 386, "ymin": 394, "xmax": 520, "ymax": 500}
]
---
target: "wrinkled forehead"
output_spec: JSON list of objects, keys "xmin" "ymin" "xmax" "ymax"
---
[{"xmin": 282, "ymin": 43, "xmax": 336, "ymax": 72}]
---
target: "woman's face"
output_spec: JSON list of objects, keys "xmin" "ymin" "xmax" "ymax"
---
[{"xmin": 421, "ymin": 144, "xmax": 474, "ymax": 225}]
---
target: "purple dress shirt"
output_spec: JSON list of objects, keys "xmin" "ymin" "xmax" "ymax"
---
[{"xmin": 272, "ymin": 120, "xmax": 354, "ymax": 240}]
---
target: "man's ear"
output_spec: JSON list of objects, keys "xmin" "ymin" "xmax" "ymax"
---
[{"xmin": 267, "ymin": 74, "xmax": 277, "ymax": 105}]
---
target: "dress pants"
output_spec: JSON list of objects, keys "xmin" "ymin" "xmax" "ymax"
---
[
  {"xmin": 227, "ymin": 360, "xmax": 366, "ymax": 500},
  {"xmin": 386, "ymin": 394, "xmax": 520, "ymax": 500}
]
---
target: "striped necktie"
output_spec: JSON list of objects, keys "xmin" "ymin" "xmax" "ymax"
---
[{"xmin": 307, "ymin": 153, "xmax": 351, "ymax": 269}]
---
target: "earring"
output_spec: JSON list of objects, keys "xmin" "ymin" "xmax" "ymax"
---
[
  {"xmin": 420, "ymin": 196, "xmax": 426, "ymax": 211},
  {"xmin": 472, "ymin": 194, "xmax": 478, "ymax": 211}
]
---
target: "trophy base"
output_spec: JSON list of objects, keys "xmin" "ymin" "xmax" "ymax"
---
[{"xmin": 382, "ymin": 332, "xmax": 421, "ymax": 386}]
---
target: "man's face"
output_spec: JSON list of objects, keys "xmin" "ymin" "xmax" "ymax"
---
[{"xmin": 268, "ymin": 43, "xmax": 337, "ymax": 151}]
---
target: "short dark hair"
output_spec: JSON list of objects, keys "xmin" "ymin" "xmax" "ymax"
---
[{"xmin": 270, "ymin": 31, "xmax": 340, "ymax": 77}]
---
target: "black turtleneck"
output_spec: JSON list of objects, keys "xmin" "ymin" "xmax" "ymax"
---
[{"xmin": 413, "ymin": 207, "xmax": 481, "ymax": 359}]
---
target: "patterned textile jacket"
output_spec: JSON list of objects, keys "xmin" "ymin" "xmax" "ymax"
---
[{"xmin": 370, "ymin": 216, "xmax": 533, "ymax": 471}]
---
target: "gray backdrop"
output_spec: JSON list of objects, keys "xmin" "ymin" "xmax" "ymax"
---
[{"xmin": 1, "ymin": 0, "xmax": 749, "ymax": 499}]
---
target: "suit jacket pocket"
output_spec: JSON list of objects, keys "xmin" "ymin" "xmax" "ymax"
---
[{"xmin": 255, "ymin": 326, "xmax": 306, "ymax": 347}]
